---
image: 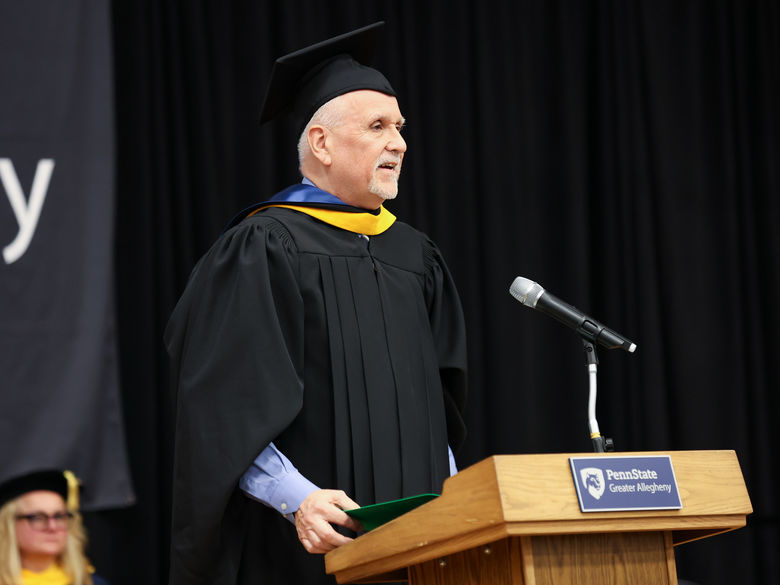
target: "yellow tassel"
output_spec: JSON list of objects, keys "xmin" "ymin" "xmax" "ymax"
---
[{"xmin": 62, "ymin": 470, "xmax": 80, "ymax": 511}]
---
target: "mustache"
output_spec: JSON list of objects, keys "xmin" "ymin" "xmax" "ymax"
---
[{"xmin": 374, "ymin": 155, "xmax": 402, "ymax": 170}]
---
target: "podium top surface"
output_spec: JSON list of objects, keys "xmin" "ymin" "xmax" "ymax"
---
[{"xmin": 325, "ymin": 450, "xmax": 752, "ymax": 583}]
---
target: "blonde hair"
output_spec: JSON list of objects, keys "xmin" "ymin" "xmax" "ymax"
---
[{"xmin": 0, "ymin": 497, "xmax": 93, "ymax": 585}]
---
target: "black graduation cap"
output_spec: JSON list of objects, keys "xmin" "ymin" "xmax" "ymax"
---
[
  {"xmin": 0, "ymin": 469, "xmax": 80, "ymax": 510},
  {"xmin": 259, "ymin": 21, "xmax": 396, "ymax": 135}
]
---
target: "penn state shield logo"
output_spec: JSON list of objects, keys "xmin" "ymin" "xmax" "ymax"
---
[{"xmin": 580, "ymin": 467, "xmax": 605, "ymax": 500}]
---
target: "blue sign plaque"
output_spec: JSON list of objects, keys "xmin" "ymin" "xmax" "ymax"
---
[{"xmin": 569, "ymin": 455, "xmax": 683, "ymax": 512}]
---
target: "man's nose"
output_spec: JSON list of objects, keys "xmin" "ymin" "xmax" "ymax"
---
[{"xmin": 387, "ymin": 128, "xmax": 407, "ymax": 153}]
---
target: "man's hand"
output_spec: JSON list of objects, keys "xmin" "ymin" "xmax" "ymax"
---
[{"xmin": 294, "ymin": 489, "xmax": 363, "ymax": 554}]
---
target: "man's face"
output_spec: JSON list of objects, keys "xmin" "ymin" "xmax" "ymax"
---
[{"xmin": 326, "ymin": 90, "xmax": 407, "ymax": 209}]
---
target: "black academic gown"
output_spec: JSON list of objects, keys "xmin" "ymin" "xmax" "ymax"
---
[{"xmin": 165, "ymin": 205, "xmax": 468, "ymax": 585}]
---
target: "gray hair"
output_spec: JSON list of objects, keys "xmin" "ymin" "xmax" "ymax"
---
[{"xmin": 297, "ymin": 95, "xmax": 348, "ymax": 171}]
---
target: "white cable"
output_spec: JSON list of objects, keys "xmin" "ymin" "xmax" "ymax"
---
[{"xmin": 587, "ymin": 363, "xmax": 600, "ymax": 437}]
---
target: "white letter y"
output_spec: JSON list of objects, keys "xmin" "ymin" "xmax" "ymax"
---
[{"xmin": 1, "ymin": 158, "xmax": 55, "ymax": 264}]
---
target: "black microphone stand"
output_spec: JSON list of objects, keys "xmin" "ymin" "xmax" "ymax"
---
[{"xmin": 582, "ymin": 338, "xmax": 614, "ymax": 453}]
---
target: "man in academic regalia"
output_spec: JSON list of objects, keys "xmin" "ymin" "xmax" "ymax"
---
[{"xmin": 164, "ymin": 22, "xmax": 468, "ymax": 585}]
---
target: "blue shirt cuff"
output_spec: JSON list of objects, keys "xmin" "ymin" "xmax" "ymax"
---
[
  {"xmin": 239, "ymin": 443, "xmax": 320, "ymax": 522},
  {"xmin": 448, "ymin": 445, "xmax": 458, "ymax": 476}
]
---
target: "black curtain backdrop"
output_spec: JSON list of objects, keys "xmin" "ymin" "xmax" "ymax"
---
[{"xmin": 95, "ymin": 1, "xmax": 779, "ymax": 584}]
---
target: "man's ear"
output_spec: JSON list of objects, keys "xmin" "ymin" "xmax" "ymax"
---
[{"xmin": 308, "ymin": 126, "xmax": 332, "ymax": 166}]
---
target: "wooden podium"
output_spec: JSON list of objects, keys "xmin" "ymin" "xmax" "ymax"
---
[{"xmin": 325, "ymin": 451, "xmax": 752, "ymax": 585}]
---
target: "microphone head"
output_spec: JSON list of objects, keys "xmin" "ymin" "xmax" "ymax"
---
[{"xmin": 509, "ymin": 276, "xmax": 545, "ymax": 308}]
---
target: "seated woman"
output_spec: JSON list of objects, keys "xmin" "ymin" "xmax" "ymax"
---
[{"xmin": 0, "ymin": 470, "xmax": 106, "ymax": 585}]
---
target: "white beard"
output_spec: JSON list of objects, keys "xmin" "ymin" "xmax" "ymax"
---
[
  {"xmin": 368, "ymin": 174, "xmax": 399, "ymax": 200},
  {"xmin": 369, "ymin": 155, "xmax": 401, "ymax": 200}
]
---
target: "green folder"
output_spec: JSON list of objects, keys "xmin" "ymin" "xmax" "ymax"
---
[{"xmin": 345, "ymin": 493, "xmax": 439, "ymax": 531}]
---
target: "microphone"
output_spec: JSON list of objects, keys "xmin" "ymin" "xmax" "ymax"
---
[{"xmin": 509, "ymin": 276, "xmax": 637, "ymax": 353}]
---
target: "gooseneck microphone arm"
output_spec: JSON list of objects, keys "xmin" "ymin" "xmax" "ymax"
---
[{"xmin": 582, "ymin": 339, "xmax": 613, "ymax": 452}]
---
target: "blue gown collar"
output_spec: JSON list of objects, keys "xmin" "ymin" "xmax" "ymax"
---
[{"xmin": 222, "ymin": 183, "xmax": 352, "ymax": 233}]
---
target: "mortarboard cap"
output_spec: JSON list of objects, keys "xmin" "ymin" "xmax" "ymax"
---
[
  {"xmin": 259, "ymin": 22, "xmax": 396, "ymax": 135},
  {"xmin": 0, "ymin": 469, "xmax": 81, "ymax": 510}
]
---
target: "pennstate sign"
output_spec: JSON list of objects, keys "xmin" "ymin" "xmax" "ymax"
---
[{"xmin": 570, "ymin": 455, "xmax": 682, "ymax": 512}]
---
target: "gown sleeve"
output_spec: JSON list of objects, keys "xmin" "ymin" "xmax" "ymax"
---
[
  {"xmin": 422, "ymin": 237, "xmax": 468, "ymax": 453},
  {"xmin": 163, "ymin": 216, "xmax": 305, "ymax": 584}
]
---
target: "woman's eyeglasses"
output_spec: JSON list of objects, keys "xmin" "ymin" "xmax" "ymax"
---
[{"xmin": 15, "ymin": 511, "xmax": 74, "ymax": 531}]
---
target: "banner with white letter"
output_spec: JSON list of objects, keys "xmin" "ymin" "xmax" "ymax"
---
[{"xmin": 0, "ymin": 1, "xmax": 134, "ymax": 509}]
